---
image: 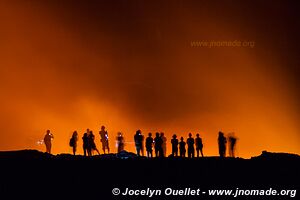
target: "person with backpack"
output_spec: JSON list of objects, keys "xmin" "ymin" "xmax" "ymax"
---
[{"xmin": 69, "ymin": 131, "xmax": 78, "ymax": 155}]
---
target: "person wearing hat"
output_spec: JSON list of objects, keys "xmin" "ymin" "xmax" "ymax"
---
[{"xmin": 171, "ymin": 134, "xmax": 179, "ymax": 156}]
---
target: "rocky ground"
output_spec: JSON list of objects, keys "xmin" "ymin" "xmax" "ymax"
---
[{"xmin": 0, "ymin": 150, "xmax": 299, "ymax": 199}]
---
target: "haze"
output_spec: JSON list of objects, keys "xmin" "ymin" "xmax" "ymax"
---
[{"xmin": 0, "ymin": 0, "xmax": 299, "ymax": 157}]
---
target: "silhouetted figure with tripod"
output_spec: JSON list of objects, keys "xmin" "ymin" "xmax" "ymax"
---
[
  {"xmin": 145, "ymin": 133, "xmax": 154, "ymax": 158},
  {"xmin": 99, "ymin": 126, "xmax": 110, "ymax": 154},
  {"xmin": 179, "ymin": 137, "xmax": 186, "ymax": 157},
  {"xmin": 69, "ymin": 131, "xmax": 78, "ymax": 155},
  {"xmin": 44, "ymin": 130, "xmax": 54, "ymax": 154},
  {"xmin": 187, "ymin": 133, "xmax": 195, "ymax": 158},
  {"xmin": 195, "ymin": 133, "xmax": 204, "ymax": 157},
  {"xmin": 218, "ymin": 131, "xmax": 227, "ymax": 158},
  {"xmin": 154, "ymin": 132, "xmax": 163, "ymax": 157},
  {"xmin": 171, "ymin": 134, "xmax": 179, "ymax": 156}
]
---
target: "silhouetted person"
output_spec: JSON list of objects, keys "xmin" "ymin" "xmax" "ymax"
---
[
  {"xmin": 82, "ymin": 131, "xmax": 89, "ymax": 156},
  {"xmin": 88, "ymin": 131, "xmax": 100, "ymax": 156},
  {"xmin": 99, "ymin": 126, "xmax": 110, "ymax": 154},
  {"xmin": 116, "ymin": 132, "xmax": 125, "ymax": 153},
  {"xmin": 145, "ymin": 133, "xmax": 154, "ymax": 158},
  {"xmin": 228, "ymin": 133, "xmax": 237, "ymax": 157},
  {"xmin": 44, "ymin": 130, "xmax": 54, "ymax": 154},
  {"xmin": 195, "ymin": 133, "xmax": 204, "ymax": 157},
  {"xmin": 187, "ymin": 133, "xmax": 195, "ymax": 158},
  {"xmin": 171, "ymin": 134, "xmax": 179, "ymax": 156},
  {"xmin": 140, "ymin": 132, "xmax": 145, "ymax": 156},
  {"xmin": 69, "ymin": 131, "xmax": 78, "ymax": 155},
  {"xmin": 161, "ymin": 132, "xmax": 167, "ymax": 156},
  {"xmin": 179, "ymin": 137, "xmax": 186, "ymax": 157},
  {"xmin": 134, "ymin": 130, "xmax": 144, "ymax": 156},
  {"xmin": 218, "ymin": 131, "xmax": 227, "ymax": 158},
  {"xmin": 154, "ymin": 132, "xmax": 164, "ymax": 157}
]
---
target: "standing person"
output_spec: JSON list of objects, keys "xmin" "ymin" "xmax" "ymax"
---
[
  {"xmin": 134, "ymin": 130, "xmax": 143, "ymax": 156},
  {"xmin": 99, "ymin": 126, "xmax": 110, "ymax": 154},
  {"xmin": 218, "ymin": 131, "xmax": 227, "ymax": 158},
  {"xmin": 82, "ymin": 130, "xmax": 89, "ymax": 156},
  {"xmin": 69, "ymin": 131, "xmax": 78, "ymax": 155},
  {"xmin": 228, "ymin": 133, "xmax": 237, "ymax": 157},
  {"xmin": 116, "ymin": 132, "xmax": 125, "ymax": 153},
  {"xmin": 44, "ymin": 130, "xmax": 54, "ymax": 154},
  {"xmin": 154, "ymin": 132, "xmax": 163, "ymax": 157},
  {"xmin": 145, "ymin": 133, "xmax": 154, "ymax": 158},
  {"xmin": 195, "ymin": 133, "xmax": 204, "ymax": 157},
  {"xmin": 179, "ymin": 137, "xmax": 186, "ymax": 157},
  {"xmin": 140, "ymin": 132, "xmax": 145, "ymax": 156},
  {"xmin": 161, "ymin": 132, "xmax": 167, "ymax": 157},
  {"xmin": 187, "ymin": 133, "xmax": 195, "ymax": 158},
  {"xmin": 171, "ymin": 134, "xmax": 179, "ymax": 157},
  {"xmin": 89, "ymin": 131, "xmax": 100, "ymax": 156}
]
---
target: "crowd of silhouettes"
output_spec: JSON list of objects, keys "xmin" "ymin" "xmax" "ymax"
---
[{"xmin": 43, "ymin": 127, "xmax": 237, "ymax": 158}]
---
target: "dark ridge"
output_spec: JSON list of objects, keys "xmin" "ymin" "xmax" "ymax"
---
[
  {"xmin": 0, "ymin": 149, "xmax": 53, "ymax": 160},
  {"xmin": 0, "ymin": 149, "xmax": 299, "ymax": 199},
  {"xmin": 251, "ymin": 150, "xmax": 300, "ymax": 160},
  {"xmin": 0, "ymin": 149, "xmax": 299, "ymax": 160}
]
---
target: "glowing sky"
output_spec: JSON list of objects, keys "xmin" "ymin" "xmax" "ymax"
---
[{"xmin": 0, "ymin": 0, "xmax": 299, "ymax": 157}]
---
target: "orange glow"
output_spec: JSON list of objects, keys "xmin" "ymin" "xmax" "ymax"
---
[{"xmin": 0, "ymin": 1, "xmax": 299, "ymax": 158}]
